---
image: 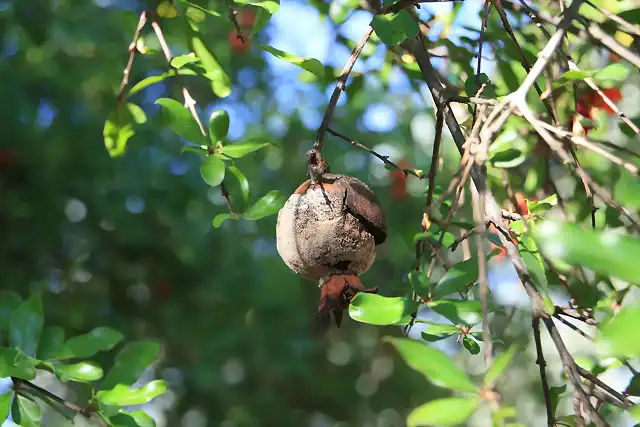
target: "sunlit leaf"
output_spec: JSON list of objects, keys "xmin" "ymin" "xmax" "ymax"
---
[
  {"xmin": 371, "ymin": 10, "xmax": 418, "ymax": 46},
  {"xmin": 259, "ymin": 44, "xmax": 325, "ymax": 79},
  {"xmin": 10, "ymin": 295, "xmax": 43, "ymax": 358},
  {"xmin": 11, "ymin": 394, "xmax": 40, "ymax": 427},
  {"xmin": 200, "ymin": 156, "xmax": 226, "ymax": 187},
  {"xmin": 407, "ymin": 397, "xmax": 480, "ymax": 426},
  {"xmin": 434, "ymin": 259, "xmax": 479, "ymax": 298},
  {"xmin": 534, "ymin": 221, "xmax": 640, "ymax": 284},
  {"xmin": 104, "ymin": 103, "xmax": 147, "ymax": 157},
  {"xmin": 0, "ymin": 391, "xmax": 11, "ymax": 423},
  {"xmin": 55, "ymin": 327, "xmax": 124, "ymax": 360},
  {"xmin": 101, "ymin": 341, "xmax": 161, "ymax": 390},
  {"xmin": 349, "ymin": 293, "xmax": 418, "ymax": 325},
  {"xmin": 427, "ymin": 299, "xmax": 487, "ymax": 326},
  {"xmin": 208, "ymin": 110, "xmax": 230, "ymax": 143},
  {"xmin": 98, "ymin": 380, "xmax": 167, "ymax": 406},
  {"xmin": 595, "ymin": 63, "xmax": 629, "ymax": 81},
  {"xmin": 189, "ymin": 29, "xmax": 232, "ymax": 98},
  {"xmin": 155, "ymin": 98, "xmax": 204, "ymax": 144},
  {"xmin": 599, "ymin": 304, "xmax": 640, "ymax": 358},
  {"xmin": 55, "ymin": 361, "xmax": 103, "ymax": 382},
  {"xmin": 235, "ymin": 0, "xmax": 279, "ymax": 13},
  {"xmin": 383, "ymin": 337, "xmax": 477, "ymax": 393},
  {"xmin": 212, "ymin": 213, "xmax": 238, "ymax": 228},
  {"xmin": 489, "ymin": 148, "xmax": 525, "ymax": 168},
  {"xmin": 484, "ymin": 345, "xmax": 517, "ymax": 387},
  {"xmin": 527, "ymin": 194, "xmax": 557, "ymax": 214},
  {"xmin": 110, "ymin": 410, "xmax": 156, "ymax": 427},
  {"xmin": 156, "ymin": 0, "xmax": 178, "ymax": 18},
  {"xmin": 171, "ymin": 54, "xmax": 199, "ymax": 69},
  {"xmin": 244, "ymin": 190, "xmax": 286, "ymax": 220},
  {"xmin": 220, "ymin": 142, "xmax": 270, "ymax": 158},
  {"xmin": 420, "ymin": 322, "xmax": 459, "ymax": 342}
]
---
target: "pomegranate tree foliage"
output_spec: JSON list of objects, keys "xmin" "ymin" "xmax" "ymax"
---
[{"xmin": 1, "ymin": 0, "xmax": 640, "ymax": 426}]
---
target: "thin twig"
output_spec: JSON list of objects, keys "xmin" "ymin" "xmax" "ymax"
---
[
  {"xmin": 117, "ymin": 11, "xmax": 148, "ymax": 104},
  {"xmin": 425, "ymin": 109, "xmax": 444, "ymax": 213},
  {"xmin": 532, "ymin": 318, "xmax": 555, "ymax": 427},
  {"xmin": 313, "ymin": 26, "xmax": 373, "ymax": 155},
  {"xmin": 585, "ymin": 0, "xmax": 640, "ymax": 36}
]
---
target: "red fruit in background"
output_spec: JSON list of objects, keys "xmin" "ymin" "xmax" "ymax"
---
[
  {"xmin": 572, "ymin": 88, "xmax": 622, "ymax": 137},
  {"xmin": 228, "ymin": 29, "xmax": 251, "ymax": 54},
  {"xmin": 390, "ymin": 159, "xmax": 409, "ymax": 200}
]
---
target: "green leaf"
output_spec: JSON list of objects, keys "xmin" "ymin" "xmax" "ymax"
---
[
  {"xmin": 483, "ymin": 345, "xmax": 517, "ymax": 387},
  {"xmin": 155, "ymin": 98, "xmax": 204, "ymax": 144},
  {"xmin": 98, "ymin": 380, "xmax": 168, "ymax": 406},
  {"xmin": 557, "ymin": 69, "xmax": 596, "ymax": 82},
  {"xmin": 227, "ymin": 166, "xmax": 249, "ymax": 201},
  {"xmin": 407, "ymin": 397, "xmax": 480, "ymax": 427},
  {"xmin": 550, "ymin": 385, "xmax": 567, "ymax": 418},
  {"xmin": 212, "ymin": 213, "xmax": 238, "ymax": 228},
  {"xmin": 243, "ymin": 190, "xmax": 286, "ymax": 220},
  {"xmin": 219, "ymin": 142, "xmax": 270, "ymax": 158},
  {"xmin": 434, "ymin": 259, "xmax": 479, "ymax": 298},
  {"xmin": 349, "ymin": 293, "xmax": 419, "ymax": 325},
  {"xmin": 234, "ymin": 0, "xmax": 279, "ymax": 13},
  {"xmin": 0, "ymin": 348, "xmax": 38, "ymax": 380},
  {"xmin": 462, "ymin": 336, "xmax": 480, "ymax": 355},
  {"xmin": 371, "ymin": 10, "xmax": 419, "ymax": 46},
  {"xmin": 200, "ymin": 156, "xmax": 226, "ymax": 187},
  {"xmin": 55, "ymin": 361, "xmax": 103, "ymax": 382},
  {"xmin": 534, "ymin": 221, "xmax": 640, "ymax": 284},
  {"xmin": 407, "ymin": 271, "xmax": 430, "ymax": 298},
  {"xmin": 184, "ymin": 1, "xmax": 222, "ymax": 18},
  {"xmin": 0, "ymin": 391, "xmax": 12, "ymax": 423},
  {"xmin": 259, "ymin": 44, "xmax": 325, "ymax": 79},
  {"xmin": 10, "ymin": 295, "xmax": 43, "ymax": 358},
  {"xmin": 11, "ymin": 394, "xmax": 40, "ymax": 427},
  {"xmin": 170, "ymin": 54, "xmax": 199, "ymax": 69},
  {"xmin": 527, "ymin": 194, "xmax": 557, "ymax": 214},
  {"xmin": 128, "ymin": 73, "xmax": 173, "ymax": 97},
  {"xmin": 58, "ymin": 326, "xmax": 124, "ymax": 360},
  {"xmin": 208, "ymin": 110, "xmax": 230, "ymax": 143},
  {"xmin": 384, "ymin": 337, "xmax": 477, "ymax": 393},
  {"xmin": 619, "ymin": 118, "xmax": 640, "ymax": 137},
  {"xmin": 595, "ymin": 63, "xmax": 629, "ymax": 81},
  {"xmin": 37, "ymin": 326, "xmax": 65, "ymax": 360},
  {"xmin": 104, "ymin": 103, "xmax": 148, "ymax": 157},
  {"xmin": 627, "ymin": 374, "xmax": 640, "ymax": 396},
  {"xmin": 189, "ymin": 29, "xmax": 232, "ymax": 98},
  {"xmin": 489, "ymin": 148, "xmax": 525, "ymax": 168},
  {"xmin": 110, "ymin": 410, "xmax": 156, "ymax": 427},
  {"xmin": 101, "ymin": 341, "xmax": 161, "ymax": 390},
  {"xmin": 420, "ymin": 322, "xmax": 459, "ymax": 342},
  {"xmin": 599, "ymin": 304, "xmax": 640, "ymax": 358},
  {"xmin": 0, "ymin": 291, "xmax": 22, "ymax": 330},
  {"xmin": 427, "ymin": 299, "xmax": 485, "ymax": 327}
]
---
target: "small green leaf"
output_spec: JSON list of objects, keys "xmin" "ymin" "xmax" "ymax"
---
[
  {"xmin": 212, "ymin": 213, "xmax": 238, "ymax": 228},
  {"xmin": 227, "ymin": 166, "xmax": 249, "ymax": 201},
  {"xmin": 595, "ymin": 63, "xmax": 629, "ymax": 81},
  {"xmin": 98, "ymin": 380, "xmax": 168, "ymax": 406},
  {"xmin": 420, "ymin": 322, "xmax": 459, "ymax": 342},
  {"xmin": 55, "ymin": 361, "xmax": 103, "ymax": 382},
  {"xmin": 489, "ymin": 148, "xmax": 525, "ymax": 168},
  {"xmin": 11, "ymin": 394, "xmax": 40, "ymax": 427},
  {"xmin": 155, "ymin": 98, "xmax": 204, "ymax": 144},
  {"xmin": 189, "ymin": 30, "xmax": 232, "ymax": 98},
  {"xmin": 128, "ymin": 73, "xmax": 173, "ymax": 97},
  {"xmin": 599, "ymin": 304, "xmax": 640, "ymax": 358},
  {"xmin": 550, "ymin": 384, "xmax": 567, "ymax": 418},
  {"xmin": 527, "ymin": 194, "xmax": 557, "ymax": 214},
  {"xmin": 427, "ymin": 299, "xmax": 485, "ymax": 327},
  {"xmin": 349, "ymin": 294, "xmax": 419, "ymax": 325},
  {"xmin": 0, "ymin": 348, "xmax": 38, "ymax": 380},
  {"xmin": 0, "ymin": 291, "xmax": 22, "ymax": 330},
  {"xmin": 58, "ymin": 327, "xmax": 124, "ymax": 360},
  {"xmin": 110, "ymin": 410, "xmax": 156, "ymax": 427},
  {"xmin": 557, "ymin": 69, "xmax": 596, "ymax": 82},
  {"xmin": 434, "ymin": 259, "xmax": 479, "ymax": 298},
  {"xmin": 384, "ymin": 337, "xmax": 477, "ymax": 393},
  {"xmin": 484, "ymin": 345, "xmax": 517, "ymax": 387},
  {"xmin": 407, "ymin": 271, "xmax": 430, "ymax": 298},
  {"xmin": 208, "ymin": 110, "xmax": 230, "ymax": 143},
  {"xmin": 184, "ymin": 2, "xmax": 222, "ymax": 18},
  {"xmin": 219, "ymin": 142, "xmax": 270, "ymax": 158},
  {"xmin": 0, "ymin": 391, "xmax": 12, "ymax": 423},
  {"xmin": 534, "ymin": 221, "xmax": 640, "ymax": 284},
  {"xmin": 200, "ymin": 156, "xmax": 226, "ymax": 187},
  {"xmin": 10, "ymin": 295, "xmax": 44, "ymax": 358},
  {"xmin": 462, "ymin": 336, "xmax": 480, "ymax": 355},
  {"xmin": 234, "ymin": 0, "xmax": 279, "ymax": 13},
  {"xmin": 627, "ymin": 374, "xmax": 640, "ymax": 396},
  {"xmin": 101, "ymin": 342, "xmax": 161, "ymax": 390},
  {"xmin": 259, "ymin": 44, "xmax": 325, "ymax": 79},
  {"xmin": 104, "ymin": 103, "xmax": 147, "ymax": 157},
  {"xmin": 243, "ymin": 190, "xmax": 286, "ymax": 220},
  {"xmin": 170, "ymin": 54, "xmax": 199, "ymax": 69},
  {"xmin": 407, "ymin": 397, "xmax": 480, "ymax": 427},
  {"xmin": 180, "ymin": 145, "xmax": 207, "ymax": 156},
  {"xmin": 371, "ymin": 10, "xmax": 418, "ymax": 46},
  {"xmin": 37, "ymin": 326, "xmax": 65, "ymax": 360}
]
